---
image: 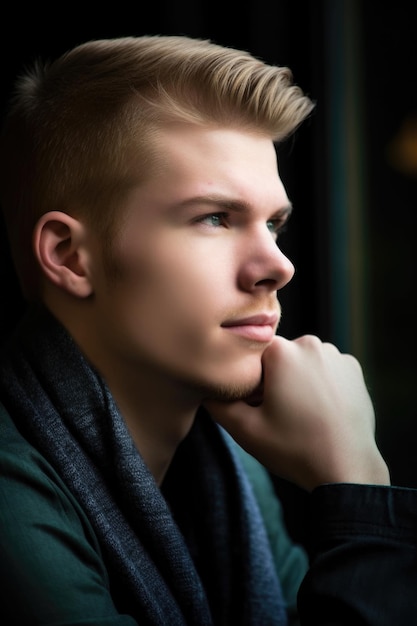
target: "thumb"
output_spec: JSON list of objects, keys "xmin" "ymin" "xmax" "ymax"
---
[{"xmin": 204, "ymin": 397, "xmax": 261, "ymax": 443}]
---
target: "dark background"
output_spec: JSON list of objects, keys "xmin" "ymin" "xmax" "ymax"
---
[{"xmin": 1, "ymin": 0, "xmax": 416, "ymax": 542}]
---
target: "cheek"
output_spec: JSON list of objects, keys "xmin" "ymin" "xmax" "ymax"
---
[
  {"xmin": 103, "ymin": 227, "xmax": 241, "ymax": 359},
  {"xmin": 107, "ymin": 246, "xmax": 216, "ymax": 332},
  {"xmin": 121, "ymin": 237, "xmax": 233, "ymax": 310}
]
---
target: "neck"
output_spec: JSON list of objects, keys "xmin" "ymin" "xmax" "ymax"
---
[
  {"xmin": 47, "ymin": 299, "xmax": 202, "ymax": 485},
  {"xmin": 109, "ymin": 372, "xmax": 200, "ymax": 485}
]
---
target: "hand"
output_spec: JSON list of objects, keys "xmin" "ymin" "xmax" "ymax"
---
[{"xmin": 205, "ymin": 335, "xmax": 390, "ymax": 491}]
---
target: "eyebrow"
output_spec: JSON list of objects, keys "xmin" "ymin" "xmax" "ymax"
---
[{"xmin": 175, "ymin": 194, "xmax": 293, "ymax": 219}]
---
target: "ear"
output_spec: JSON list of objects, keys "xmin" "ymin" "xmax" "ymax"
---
[{"xmin": 33, "ymin": 211, "xmax": 94, "ymax": 298}]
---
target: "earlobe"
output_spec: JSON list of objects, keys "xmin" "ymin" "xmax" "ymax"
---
[{"xmin": 33, "ymin": 211, "xmax": 94, "ymax": 298}]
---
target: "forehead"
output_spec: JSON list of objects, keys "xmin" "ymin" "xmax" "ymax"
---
[{"xmin": 141, "ymin": 124, "xmax": 289, "ymax": 207}]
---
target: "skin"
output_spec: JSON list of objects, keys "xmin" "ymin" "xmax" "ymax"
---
[{"xmin": 34, "ymin": 123, "xmax": 390, "ymax": 489}]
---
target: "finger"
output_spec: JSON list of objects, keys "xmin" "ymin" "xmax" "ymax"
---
[{"xmin": 204, "ymin": 398, "xmax": 259, "ymax": 437}]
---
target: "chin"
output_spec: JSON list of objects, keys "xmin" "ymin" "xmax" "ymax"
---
[
  {"xmin": 213, "ymin": 384, "xmax": 262, "ymax": 403},
  {"xmin": 201, "ymin": 366, "xmax": 263, "ymax": 403}
]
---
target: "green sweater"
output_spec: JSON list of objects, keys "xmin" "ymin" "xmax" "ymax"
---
[{"xmin": 0, "ymin": 402, "xmax": 307, "ymax": 625}]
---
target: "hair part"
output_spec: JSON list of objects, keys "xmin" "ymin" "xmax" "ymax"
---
[{"xmin": 0, "ymin": 35, "xmax": 315, "ymax": 298}]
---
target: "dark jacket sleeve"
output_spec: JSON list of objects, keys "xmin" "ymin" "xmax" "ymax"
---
[{"xmin": 298, "ymin": 483, "xmax": 417, "ymax": 625}]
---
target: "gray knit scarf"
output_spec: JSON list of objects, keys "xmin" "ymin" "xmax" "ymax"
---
[{"xmin": 0, "ymin": 306, "xmax": 287, "ymax": 625}]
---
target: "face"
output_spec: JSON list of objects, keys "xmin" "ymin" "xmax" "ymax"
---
[{"xmin": 89, "ymin": 125, "xmax": 295, "ymax": 401}]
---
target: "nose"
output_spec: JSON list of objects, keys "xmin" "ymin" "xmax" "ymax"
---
[{"xmin": 237, "ymin": 228, "xmax": 295, "ymax": 293}]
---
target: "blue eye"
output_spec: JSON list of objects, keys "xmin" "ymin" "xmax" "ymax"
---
[
  {"xmin": 267, "ymin": 219, "xmax": 287, "ymax": 237},
  {"xmin": 198, "ymin": 213, "xmax": 227, "ymax": 227},
  {"xmin": 266, "ymin": 219, "xmax": 280, "ymax": 233}
]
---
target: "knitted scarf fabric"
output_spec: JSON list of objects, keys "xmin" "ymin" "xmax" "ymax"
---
[{"xmin": 0, "ymin": 306, "xmax": 287, "ymax": 625}]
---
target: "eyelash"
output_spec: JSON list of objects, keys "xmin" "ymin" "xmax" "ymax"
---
[{"xmin": 196, "ymin": 213, "xmax": 288, "ymax": 238}]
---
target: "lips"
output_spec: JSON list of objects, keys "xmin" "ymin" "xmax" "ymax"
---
[{"xmin": 221, "ymin": 312, "xmax": 278, "ymax": 342}]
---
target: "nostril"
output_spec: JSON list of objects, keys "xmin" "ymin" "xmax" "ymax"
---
[{"xmin": 254, "ymin": 277, "xmax": 280, "ymax": 288}]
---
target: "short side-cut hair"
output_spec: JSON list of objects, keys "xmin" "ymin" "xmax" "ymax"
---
[{"xmin": 0, "ymin": 35, "xmax": 314, "ymax": 298}]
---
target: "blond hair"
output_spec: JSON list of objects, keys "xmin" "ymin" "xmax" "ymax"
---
[{"xmin": 0, "ymin": 35, "xmax": 314, "ymax": 297}]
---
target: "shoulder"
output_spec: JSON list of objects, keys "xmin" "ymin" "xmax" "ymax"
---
[
  {"xmin": 0, "ymin": 401, "xmax": 92, "ymax": 533},
  {"xmin": 0, "ymin": 399, "xmax": 103, "ymax": 563},
  {"xmin": 0, "ymin": 402, "xmax": 130, "ymax": 624}
]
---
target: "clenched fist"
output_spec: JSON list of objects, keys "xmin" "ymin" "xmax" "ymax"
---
[{"xmin": 206, "ymin": 335, "xmax": 390, "ymax": 491}]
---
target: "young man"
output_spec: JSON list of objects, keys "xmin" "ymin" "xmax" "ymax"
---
[{"xmin": 0, "ymin": 35, "xmax": 415, "ymax": 625}]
